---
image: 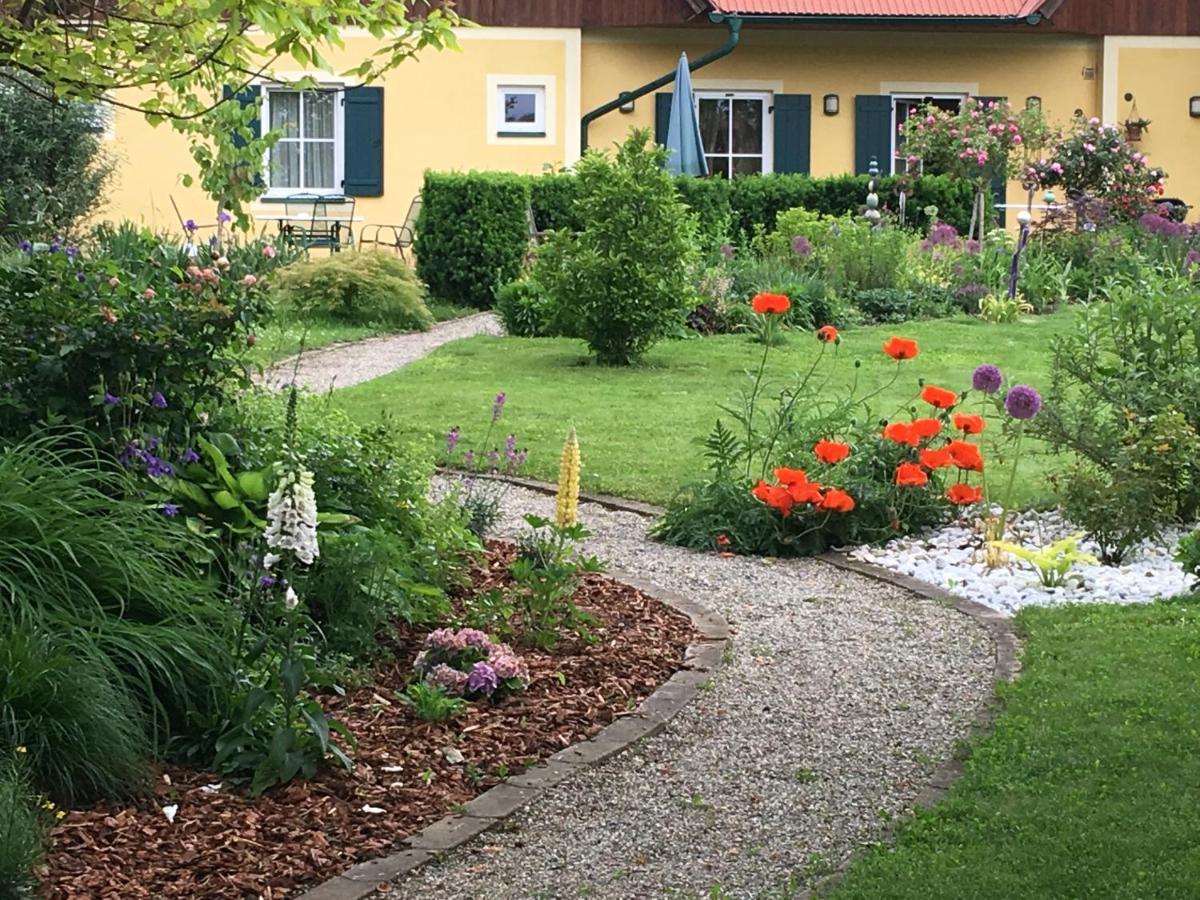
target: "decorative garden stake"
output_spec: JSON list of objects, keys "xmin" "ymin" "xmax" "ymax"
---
[
  {"xmin": 1007, "ymin": 209, "xmax": 1033, "ymax": 299},
  {"xmin": 865, "ymin": 158, "xmax": 882, "ymax": 230},
  {"xmin": 555, "ymin": 428, "xmax": 580, "ymax": 528}
]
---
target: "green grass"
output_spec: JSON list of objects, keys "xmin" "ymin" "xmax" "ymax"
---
[
  {"xmin": 249, "ymin": 301, "xmax": 476, "ymax": 367},
  {"xmin": 333, "ymin": 311, "xmax": 1077, "ymax": 507},
  {"xmin": 830, "ymin": 600, "xmax": 1200, "ymax": 900}
]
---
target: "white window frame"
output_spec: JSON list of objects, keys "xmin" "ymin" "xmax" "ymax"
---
[
  {"xmin": 495, "ymin": 84, "xmax": 547, "ymax": 136},
  {"xmin": 261, "ymin": 84, "xmax": 345, "ymax": 198},
  {"xmin": 693, "ymin": 90, "xmax": 774, "ymax": 178},
  {"xmin": 889, "ymin": 93, "xmax": 967, "ymax": 175}
]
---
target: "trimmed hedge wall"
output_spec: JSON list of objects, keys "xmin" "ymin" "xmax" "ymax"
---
[
  {"xmin": 415, "ymin": 171, "xmax": 531, "ymax": 309},
  {"xmin": 417, "ymin": 170, "xmax": 990, "ymax": 307}
]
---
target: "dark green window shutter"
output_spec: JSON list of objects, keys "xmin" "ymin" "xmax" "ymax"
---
[
  {"xmin": 343, "ymin": 86, "xmax": 384, "ymax": 197},
  {"xmin": 854, "ymin": 94, "xmax": 892, "ymax": 175},
  {"xmin": 977, "ymin": 96, "xmax": 1007, "ymax": 226},
  {"xmin": 223, "ymin": 84, "xmax": 260, "ymax": 149},
  {"xmin": 655, "ymin": 92, "xmax": 672, "ymax": 146},
  {"xmin": 773, "ymin": 94, "xmax": 811, "ymax": 174}
]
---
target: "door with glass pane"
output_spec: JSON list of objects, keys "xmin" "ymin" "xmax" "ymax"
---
[
  {"xmin": 266, "ymin": 88, "xmax": 341, "ymax": 193},
  {"xmin": 696, "ymin": 91, "xmax": 772, "ymax": 179}
]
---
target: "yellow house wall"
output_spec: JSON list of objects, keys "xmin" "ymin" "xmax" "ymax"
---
[
  {"xmin": 1104, "ymin": 39, "xmax": 1200, "ymax": 215},
  {"xmin": 101, "ymin": 27, "xmax": 579, "ymax": 232},
  {"xmin": 583, "ymin": 28, "xmax": 1103, "ymax": 213}
]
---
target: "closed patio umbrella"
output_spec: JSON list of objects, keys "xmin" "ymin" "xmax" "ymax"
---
[{"xmin": 664, "ymin": 52, "xmax": 708, "ymax": 177}]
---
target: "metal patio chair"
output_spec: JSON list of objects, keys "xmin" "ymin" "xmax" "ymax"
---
[
  {"xmin": 359, "ymin": 194, "xmax": 422, "ymax": 261},
  {"xmin": 280, "ymin": 194, "xmax": 357, "ymax": 252}
]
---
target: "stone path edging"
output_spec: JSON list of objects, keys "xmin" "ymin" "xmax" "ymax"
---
[{"xmin": 297, "ymin": 574, "xmax": 730, "ymax": 900}]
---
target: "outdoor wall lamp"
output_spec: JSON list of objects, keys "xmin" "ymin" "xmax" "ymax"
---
[
  {"xmin": 1190, "ymin": 96, "xmax": 1200, "ymax": 118},
  {"xmin": 618, "ymin": 92, "xmax": 635, "ymax": 114},
  {"xmin": 823, "ymin": 94, "xmax": 839, "ymax": 115},
  {"xmin": 1025, "ymin": 96, "xmax": 1041, "ymax": 110}
]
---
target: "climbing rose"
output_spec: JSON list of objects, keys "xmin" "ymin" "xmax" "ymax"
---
[
  {"xmin": 954, "ymin": 413, "xmax": 986, "ymax": 434},
  {"xmin": 895, "ymin": 462, "xmax": 929, "ymax": 487},
  {"xmin": 813, "ymin": 439, "xmax": 850, "ymax": 464},
  {"xmin": 921, "ymin": 385, "xmax": 958, "ymax": 410},
  {"xmin": 947, "ymin": 483, "xmax": 985, "ymax": 505},
  {"xmin": 883, "ymin": 337, "xmax": 919, "ymax": 360},
  {"xmin": 751, "ymin": 292, "xmax": 791, "ymax": 315}
]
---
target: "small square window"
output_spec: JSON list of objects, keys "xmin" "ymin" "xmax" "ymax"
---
[{"xmin": 496, "ymin": 85, "xmax": 545, "ymax": 136}]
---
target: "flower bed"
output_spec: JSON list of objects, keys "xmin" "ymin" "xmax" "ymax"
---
[{"xmin": 41, "ymin": 543, "xmax": 694, "ymax": 899}]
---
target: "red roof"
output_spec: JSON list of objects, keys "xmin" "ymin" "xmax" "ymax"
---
[{"xmin": 708, "ymin": 1, "xmax": 1048, "ymax": 16}]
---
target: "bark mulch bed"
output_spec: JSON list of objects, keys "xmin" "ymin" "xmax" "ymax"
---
[{"xmin": 42, "ymin": 543, "xmax": 695, "ymax": 899}]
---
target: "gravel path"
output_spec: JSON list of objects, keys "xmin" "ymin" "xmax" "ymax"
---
[
  {"xmin": 396, "ymin": 484, "xmax": 995, "ymax": 899},
  {"xmin": 263, "ymin": 312, "xmax": 502, "ymax": 392}
]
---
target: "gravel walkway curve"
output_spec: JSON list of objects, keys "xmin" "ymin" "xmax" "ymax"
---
[
  {"xmin": 263, "ymin": 312, "xmax": 502, "ymax": 392},
  {"xmin": 396, "ymin": 484, "xmax": 996, "ymax": 899}
]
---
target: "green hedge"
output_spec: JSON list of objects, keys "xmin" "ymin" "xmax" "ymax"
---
[
  {"xmin": 415, "ymin": 171, "xmax": 531, "ymax": 309},
  {"xmin": 416, "ymin": 171, "xmax": 991, "ymax": 305}
]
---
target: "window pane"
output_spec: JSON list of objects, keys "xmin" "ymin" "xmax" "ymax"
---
[
  {"xmin": 270, "ymin": 91, "xmax": 300, "ymax": 138},
  {"xmin": 304, "ymin": 91, "xmax": 335, "ymax": 139},
  {"xmin": 305, "ymin": 142, "xmax": 335, "ymax": 189},
  {"xmin": 698, "ymin": 98, "xmax": 730, "ymax": 154},
  {"xmin": 732, "ymin": 156, "xmax": 763, "ymax": 178},
  {"xmin": 503, "ymin": 92, "xmax": 537, "ymax": 124},
  {"xmin": 731, "ymin": 99, "xmax": 762, "ymax": 153},
  {"xmin": 269, "ymin": 141, "xmax": 301, "ymax": 188},
  {"xmin": 705, "ymin": 156, "xmax": 730, "ymax": 179}
]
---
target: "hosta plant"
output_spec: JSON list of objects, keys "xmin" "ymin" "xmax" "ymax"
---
[{"xmin": 990, "ymin": 534, "xmax": 1098, "ymax": 588}]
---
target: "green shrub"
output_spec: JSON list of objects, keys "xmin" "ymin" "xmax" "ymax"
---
[
  {"xmin": 1059, "ymin": 463, "xmax": 1171, "ymax": 566},
  {"xmin": 0, "ymin": 754, "xmax": 45, "ymax": 900},
  {"xmin": 529, "ymin": 172, "xmax": 581, "ymax": 234},
  {"xmin": 0, "ymin": 627, "xmax": 150, "ymax": 805},
  {"xmin": 0, "ymin": 433, "xmax": 236, "ymax": 747},
  {"xmin": 495, "ymin": 278, "xmax": 556, "ymax": 337},
  {"xmin": 536, "ymin": 131, "xmax": 697, "ymax": 365},
  {"xmin": 853, "ymin": 288, "xmax": 921, "ymax": 324},
  {"xmin": 270, "ymin": 251, "xmax": 435, "ymax": 329},
  {"xmin": 675, "ymin": 177, "xmax": 732, "ymax": 251},
  {"xmin": 416, "ymin": 170, "xmax": 531, "ymax": 309},
  {"xmin": 733, "ymin": 260, "xmax": 842, "ymax": 331},
  {"xmin": 0, "ymin": 75, "xmax": 114, "ymax": 240}
]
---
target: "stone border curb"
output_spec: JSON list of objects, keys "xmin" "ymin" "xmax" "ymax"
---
[
  {"xmin": 444, "ymin": 469, "xmax": 667, "ymax": 519},
  {"xmin": 296, "ymin": 571, "xmax": 730, "ymax": 900}
]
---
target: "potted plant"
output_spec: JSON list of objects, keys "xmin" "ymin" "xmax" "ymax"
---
[{"xmin": 1124, "ymin": 116, "xmax": 1151, "ymax": 142}]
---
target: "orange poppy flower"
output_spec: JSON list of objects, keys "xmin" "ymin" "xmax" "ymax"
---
[
  {"xmin": 912, "ymin": 417, "xmax": 942, "ymax": 439},
  {"xmin": 813, "ymin": 439, "xmax": 851, "ymax": 464},
  {"xmin": 921, "ymin": 385, "xmax": 959, "ymax": 410},
  {"xmin": 819, "ymin": 488, "xmax": 856, "ymax": 513},
  {"xmin": 953, "ymin": 413, "xmax": 986, "ymax": 435},
  {"xmin": 883, "ymin": 422, "xmax": 919, "ymax": 447},
  {"xmin": 774, "ymin": 467, "xmax": 808, "ymax": 486},
  {"xmin": 816, "ymin": 324, "xmax": 839, "ymax": 344},
  {"xmin": 947, "ymin": 440, "xmax": 984, "ymax": 472},
  {"xmin": 716, "ymin": 534, "xmax": 731, "ymax": 547},
  {"xmin": 788, "ymin": 480, "xmax": 824, "ymax": 505},
  {"xmin": 752, "ymin": 480, "xmax": 773, "ymax": 503},
  {"xmin": 751, "ymin": 292, "xmax": 791, "ymax": 315},
  {"xmin": 882, "ymin": 337, "xmax": 919, "ymax": 360},
  {"xmin": 919, "ymin": 447, "xmax": 952, "ymax": 470},
  {"xmin": 896, "ymin": 462, "xmax": 929, "ymax": 487},
  {"xmin": 753, "ymin": 480, "xmax": 794, "ymax": 516},
  {"xmin": 946, "ymin": 483, "xmax": 985, "ymax": 505}
]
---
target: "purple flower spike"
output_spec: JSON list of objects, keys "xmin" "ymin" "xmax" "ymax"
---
[
  {"xmin": 151, "ymin": 391, "xmax": 168, "ymax": 409},
  {"xmin": 972, "ymin": 364, "xmax": 1003, "ymax": 395},
  {"xmin": 492, "ymin": 392, "xmax": 507, "ymax": 422},
  {"xmin": 466, "ymin": 662, "xmax": 499, "ymax": 697},
  {"xmin": 1004, "ymin": 384, "xmax": 1042, "ymax": 420},
  {"xmin": 446, "ymin": 426, "xmax": 460, "ymax": 455}
]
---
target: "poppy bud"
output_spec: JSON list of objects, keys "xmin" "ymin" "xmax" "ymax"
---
[{"xmin": 854, "ymin": 359, "xmax": 862, "ymax": 369}]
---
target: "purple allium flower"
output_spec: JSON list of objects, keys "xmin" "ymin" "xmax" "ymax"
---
[
  {"xmin": 790, "ymin": 235, "xmax": 813, "ymax": 258},
  {"xmin": 185, "ymin": 219, "xmax": 197, "ymax": 232},
  {"xmin": 972, "ymin": 364, "xmax": 1003, "ymax": 394},
  {"xmin": 1004, "ymin": 384, "xmax": 1042, "ymax": 420},
  {"xmin": 492, "ymin": 392, "xmax": 507, "ymax": 422},
  {"xmin": 466, "ymin": 662, "xmax": 499, "ymax": 697},
  {"xmin": 1185, "ymin": 249, "xmax": 1200, "ymax": 274},
  {"xmin": 18, "ymin": 240, "xmax": 31, "ymax": 253},
  {"xmin": 180, "ymin": 447, "xmax": 201, "ymax": 465},
  {"xmin": 259, "ymin": 574, "xmax": 277, "ymax": 589},
  {"xmin": 151, "ymin": 391, "xmax": 168, "ymax": 409},
  {"xmin": 446, "ymin": 426, "xmax": 460, "ymax": 455},
  {"xmin": 160, "ymin": 503, "xmax": 180, "ymax": 517},
  {"xmin": 425, "ymin": 664, "xmax": 468, "ymax": 698},
  {"xmin": 103, "ymin": 392, "xmax": 121, "ymax": 406},
  {"xmin": 719, "ymin": 243, "xmax": 735, "ymax": 260},
  {"xmin": 218, "ymin": 210, "xmax": 232, "ymax": 223},
  {"xmin": 460, "ymin": 629, "xmax": 492, "ymax": 650}
]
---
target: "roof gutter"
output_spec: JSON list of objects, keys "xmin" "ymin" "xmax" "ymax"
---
[
  {"xmin": 580, "ymin": 13, "xmax": 742, "ymax": 154},
  {"xmin": 707, "ymin": 14, "xmax": 1045, "ymax": 25}
]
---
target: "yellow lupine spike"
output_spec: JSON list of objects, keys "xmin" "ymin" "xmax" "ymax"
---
[{"xmin": 555, "ymin": 428, "xmax": 580, "ymax": 528}]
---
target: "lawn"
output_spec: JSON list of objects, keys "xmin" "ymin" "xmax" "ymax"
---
[
  {"xmin": 333, "ymin": 311, "xmax": 1078, "ymax": 508},
  {"xmin": 248, "ymin": 300, "xmax": 475, "ymax": 367},
  {"xmin": 829, "ymin": 599, "xmax": 1200, "ymax": 900}
]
